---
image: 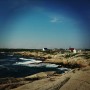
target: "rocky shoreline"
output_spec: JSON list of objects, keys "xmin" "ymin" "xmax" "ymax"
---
[
  {"xmin": 0, "ymin": 51, "xmax": 90, "ymax": 90},
  {"xmin": 14, "ymin": 51, "xmax": 90, "ymax": 68},
  {"xmin": 5, "ymin": 66, "xmax": 90, "ymax": 90}
]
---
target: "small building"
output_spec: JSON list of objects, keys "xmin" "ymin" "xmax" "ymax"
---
[
  {"xmin": 69, "ymin": 48, "xmax": 76, "ymax": 53},
  {"xmin": 42, "ymin": 48, "xmax": 48, "ymax": 51},
  {"xmin": 77, "ymin": 50, "xmax": 81, "ymax": 53}
]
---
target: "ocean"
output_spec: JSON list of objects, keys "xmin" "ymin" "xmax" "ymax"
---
[{"xmin": 0, "ymin": 54, "xmax": 70, "ymax": 78}]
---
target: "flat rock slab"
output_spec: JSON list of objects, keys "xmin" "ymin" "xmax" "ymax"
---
[{"xmin": 12, "ymin": 67, "xmax": 90, "ymax": 90}]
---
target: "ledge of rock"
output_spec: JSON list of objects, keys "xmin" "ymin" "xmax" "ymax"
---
[
  {"xmin": 12, "ymin": 66, "xmax": 90, "ymax": 90},
  {"xmin": 25, "ymin": 71, "xmax": 56, "ymax": 80}
]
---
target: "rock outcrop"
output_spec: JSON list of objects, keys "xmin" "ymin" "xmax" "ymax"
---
[{"xmin": 12, "ymin": 66, "xmax": 90, "ymax": 90}]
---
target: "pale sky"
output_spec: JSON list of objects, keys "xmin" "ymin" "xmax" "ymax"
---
[{"xmin": 0, "ymin": 0, "xmax": 90, "ymax": 49}]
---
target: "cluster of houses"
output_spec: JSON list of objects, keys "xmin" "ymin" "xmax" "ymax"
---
[{"xmin": 42, "ymin": 48, "xmax": 81, "ymax": 54}]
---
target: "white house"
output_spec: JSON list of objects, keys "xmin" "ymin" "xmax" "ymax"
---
[
  {"xmin": 73, "ymin": 49, "xmax": 76, "ymax": 53},
  {"xmin": 42, "ymin": 48, "xmax": 48, "ymax": 51}
]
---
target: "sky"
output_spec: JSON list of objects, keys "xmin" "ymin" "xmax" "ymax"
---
[{"xmin": 0, "ymin": 0, "xmax": 90, "ymax": 49}]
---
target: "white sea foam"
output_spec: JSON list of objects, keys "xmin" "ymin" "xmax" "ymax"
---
[
  {"xmin": 44, "ymin": 63, "xmax": 59, "ymax": 68},
  {"xmin": 14, "ymin": 58, "xmax": 42, "ymax": 65},
  {"xmin": 14, "ymin": 62, "xmax": 59, "ymax": 68},
  {"xmin": 19, "ymin": 58, "xmax": 34, "ymax": 60},
  {"xmin": 58, "ymin": 68, "xmax": 71, "ymax": 71},
  {"xmin": 24, "ymin": 63, "xmax": 58, "ymax": 68}
]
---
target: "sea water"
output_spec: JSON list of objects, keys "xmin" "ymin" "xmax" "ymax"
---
[{"xmin": 0, "ymin": 55, "xmax": 70, "ymax": 78}]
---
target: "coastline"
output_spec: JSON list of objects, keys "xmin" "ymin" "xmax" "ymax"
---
[{"xmin": 0, "ymin": 50, "xmax": 90, "ymax": 90}]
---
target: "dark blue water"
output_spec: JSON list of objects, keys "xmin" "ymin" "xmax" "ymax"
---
[{"xmin": 0, "ymin": 54, "xmax": 69, "ymax": 78}]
